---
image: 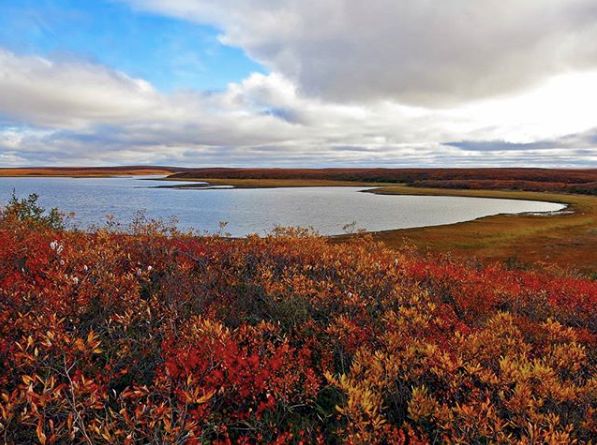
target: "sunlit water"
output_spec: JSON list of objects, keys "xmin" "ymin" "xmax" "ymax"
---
[{"xmin": 0, "ymin": 176, "xmax": 566, "ymax": 236}]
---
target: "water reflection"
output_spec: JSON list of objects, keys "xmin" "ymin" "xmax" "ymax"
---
[{"xmin": 0, "ymin": 176, "xmax": 566, "ymax": 236}]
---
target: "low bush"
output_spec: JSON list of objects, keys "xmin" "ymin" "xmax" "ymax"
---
[{"xmin": 0, "ymin": 200, "xmax": 595, "ymax": 443}]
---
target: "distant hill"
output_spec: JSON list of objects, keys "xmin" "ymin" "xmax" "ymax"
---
[
  {"xmin": 168, "ymin": 167, "xmax": 597, "ymax": 195},
  {"xmin": 0, "ymin": 166, "xmax": 184, "ymax": 177},
  {"xmin": 2, "ymin": 166, "xmax": 595, "ymax": 194}
]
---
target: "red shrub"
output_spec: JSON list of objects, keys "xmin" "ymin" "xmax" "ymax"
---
[{"xmin": 0, "ymin": 220, "xmax": 595, "ymax": 443}]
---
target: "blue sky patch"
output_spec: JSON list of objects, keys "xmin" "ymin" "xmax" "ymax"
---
[{"xmin": 0, "ymin": 0, "xmax": 265, "ymax": 92}]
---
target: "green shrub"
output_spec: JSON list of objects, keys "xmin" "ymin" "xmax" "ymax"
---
[{"xmin": 1, "ymin": 192, "xmax": 64, "ymax": 230}]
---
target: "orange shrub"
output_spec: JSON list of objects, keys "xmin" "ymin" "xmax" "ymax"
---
[{"xmin": 0, "ymin": 215, "xmax": 595, "ymax": 443}]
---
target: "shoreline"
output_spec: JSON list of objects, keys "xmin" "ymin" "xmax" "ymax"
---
[
  {"xmin": 1, "ymin": 174, "xmax": 594, "ymax": 273},
  {"xmin": 151, "ymin": 177, "xmax": 595, "ymax": 274}
]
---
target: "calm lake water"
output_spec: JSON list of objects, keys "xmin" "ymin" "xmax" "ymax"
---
[{"xmin": 0, "ymin": 176, "xmax": 566, "ymax": 236}]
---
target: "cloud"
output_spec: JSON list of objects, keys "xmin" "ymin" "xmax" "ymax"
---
[
  {"xmin": 0, "ymin": 50, "xmax": 300, "ymax": 145},
  {"xmin": 0, "ymin": 49, "xmax": 596, "ymax": 167},
  {"xmin": 0, "ymin": 50, "xmax": 168, "ymax": 128},
  {"xmin": 123, "ymin": 0, "xmax": 597, "ymax": 105},
  {"xmin": 446, "ymin": 140, "xmax": 560, "ymax": 152},
  {"xmin": 447, "ymin": 127, "xmax": 597, "ymax": 153}
]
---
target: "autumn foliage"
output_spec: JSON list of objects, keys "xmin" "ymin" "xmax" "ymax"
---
[
  {"xmin": 169, "ymin": 168, "xmax": 597, "ymax": 195},
  {"xmin": 0, "ymin": 200, "xmax": 595, "ymax": 444}
]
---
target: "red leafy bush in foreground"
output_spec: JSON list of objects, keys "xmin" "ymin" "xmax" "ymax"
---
[{"xmin": 0, "ymin": 201, "xmax": 595, "ymax": 443}]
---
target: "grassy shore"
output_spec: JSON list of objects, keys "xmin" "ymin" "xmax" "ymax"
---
[
  {"xmin": 172, "ymin": 178, "xmax": 596, "ymax": 274},
  {"xmin": 154, "ymin": 177, "xmax": 385, "ymax": 188},
  {"xmin": 361, "ymin": 185, "xmax": 597, "ymax": 275},
  {"xmin": 167, "ymin": 167, "xmax": 597, "ymax": 195},
  {"xmin": 1, "ymin": 171, "xmax": 595, "ymax": 273}
]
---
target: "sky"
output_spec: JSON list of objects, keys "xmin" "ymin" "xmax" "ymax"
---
[{"xmin": 0, "ymin": 0, "xmax": 596, "ymax": 167}]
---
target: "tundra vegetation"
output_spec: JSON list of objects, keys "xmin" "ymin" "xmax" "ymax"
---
[
  {"xmin": 0, "ymin": 195, "xmax": 595, "ymax": 444},
  {"xmin": 158, "ymin": 168, "xmax": 597, "ymax": 273},
  {"xmin": 166, "ymin": 168, "xmax": 597, "ymax": 195},
  {"xmin": 2, "ymin": 167, "xmax": 596, "ymax": 272}
]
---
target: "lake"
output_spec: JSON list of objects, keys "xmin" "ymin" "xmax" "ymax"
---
[{"xmin": 0, "ymin": 176, "xmax": 566, "ymax": 236}]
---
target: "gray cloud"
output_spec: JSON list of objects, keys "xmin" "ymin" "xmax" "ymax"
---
[
  {"xmin": 125, "ymin": 0, "xmax": 597, "ymax": 105},
  {"xmin": 447, "ymin": 128, "xmax": 597, "ymax": 152},
  {"xmin": 1, "ymin": 49, "xmax": 596, "ymax": 167}
]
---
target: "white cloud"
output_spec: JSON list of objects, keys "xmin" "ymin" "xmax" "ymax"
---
[
  {"xmin": 0, "ymin": 151, "xmax": 26, "ymax": 165},
  {"xmin": 124, "ymin": 0, "xmax": 597, "ymax": 105},
  {"xmin": 0, "ymin": 48, "xmax": 596, "ymax": 167},
  {"xmin": 0, "ymin": 50, "xmax": 169, "ymax": 128}
]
